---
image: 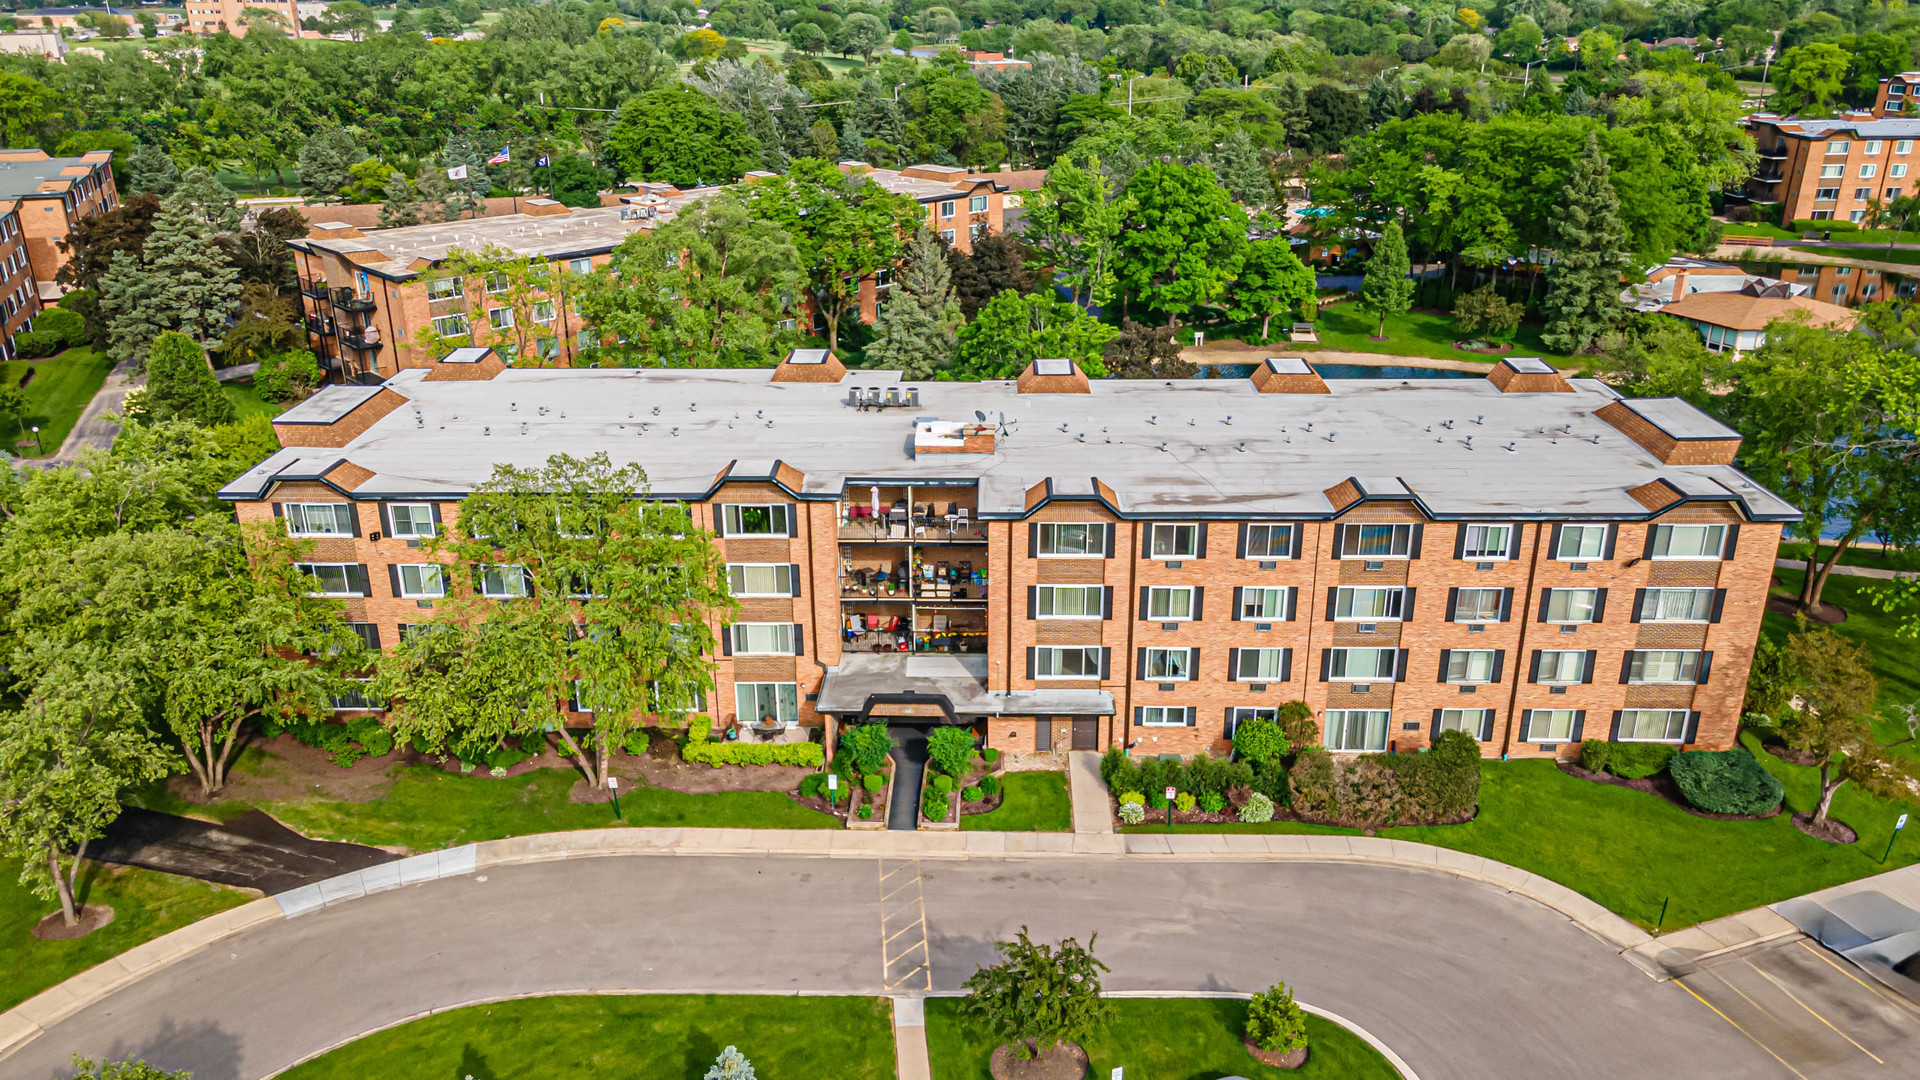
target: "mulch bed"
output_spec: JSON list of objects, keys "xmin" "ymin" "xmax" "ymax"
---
[
  {"xmin": 1793, "ymin": 812, "xmax": 1859, "ymax": 844},
  {"xmin": 1113, "ymin": 797, "xmax": 1474, "ymax": 829},
  {"xmin": 989, "ymin": 1040, "xmax": 1089, "ymax": 1080},
  {"xmin": 1245, "ymin": 1038, "xmax": 1309, "ymax": 1069},
  {"xmin": 33, "ymin": 904, "xmax": 114, "ymax": 940},
  {"xmin": 1559, "ymin": 763, "xmax": 1783, "ymax": 821},
  {"xmin": 1762, "ymin": 743, "xmax": 1820, "ymax": 768},
  {"xmin": 1765, "ymin": 594, "xmax": 1848, "ymax": 624},
  {"xmin": 1451, "ymin": 340, "xmax": 1514, "ymax": 355}
]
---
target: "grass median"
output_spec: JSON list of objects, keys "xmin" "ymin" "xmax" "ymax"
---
[
  {"xmin": 0, "ymin": 347, "xmax": 114, "ymax": 456},
  {"xmin": 962, "ymin": 771, "xmax": 1072, "ymax": 832},
  {"xmin": 278, "ymin": 994, "xmax": 897, "ymax": 1080},
  {"xmin": 925, "ymin": 996, "xmax": 1401, "ymax": 1080}
]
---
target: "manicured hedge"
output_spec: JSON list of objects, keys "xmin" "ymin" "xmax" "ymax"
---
[
  {"xmin": 1579, "ymin": 740, "xmax": 1677, "ymax": 780},
  {"xmin": 1669, "ymin": 747, "xmax": 1783, "ymax": 815},
  {"xmin": 683, "ymin": 722, "xmax": 825, "ymax": 767}
]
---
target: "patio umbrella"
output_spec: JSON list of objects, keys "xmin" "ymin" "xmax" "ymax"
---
[{"xmin": 870, "ymin": 486, "xmax": 880, "ymax": 525}]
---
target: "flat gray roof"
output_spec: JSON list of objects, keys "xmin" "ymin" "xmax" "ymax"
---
[
  {"xmin": 275, "ymin": 385, "xmax": 384, "ymax": 425},
  {"xmin": 0, "ymin": 152, "xmax": 101, "ymax": 199},
  {"xmin": 1614, "ymin": 396, "xmax": 1742, "ymax": 440},
  {"xmin": 222, "ymin": 366, "xmax": 1798, "ymax": 522}
]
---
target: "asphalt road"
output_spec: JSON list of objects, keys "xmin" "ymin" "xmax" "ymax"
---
[{"xmin": 6, "ymin": 855, "xmax": 1785, "ymax": 1080}]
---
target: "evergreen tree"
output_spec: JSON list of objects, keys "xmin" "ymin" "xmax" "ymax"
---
[
  {"xmin": 380, "ymin": 170, "xmax": 422, "ymax": 227},
  {"xmin": 414, "ymin": 157, "xmax": 454, "ymax": 222},
  {"xmin": 1563, "ymin": 86, "xmax": 1593, "ymax": 116},
  {"xmin": 172, "ymin": 165, "xmax": 241, "ymax": 231},
  {"xmin": 440, "ymin": 133, "xmax": 490, "ymax": 219},
  {"xmin": 838, "ymin": 116, "xmax": 868, "ymax": 162},
  {"xmin": 297, "ymin": 127, "xmax": 364, "ymax": 205},
  {"xmin": 704, "ymin": 1047, "xmax": 756, "ymax": 1080},
  {"xmin": 1365, "ymin": 71, "xmax": 1404, "ymax": 126},
  {"xmin": 136, "ymin": 330, "xmax": 234, "ymax": 425},
  {"xmin": 1356, "ymin": 220, "xmax": 1414, "ymax": 339},
  {"xmin": 947, "ymin": 233, "xmax": 1034, "ymax": 318},
  {"xmin": 1272, "ymin": 75, "xmax": 1311, "ymax": 149},
  {"xmin": 867, "ymin": 229, "xmax": 963, "ymax": 379},
  {"xmin": 127, "ymin": 142, "xmax": 177, "ymax": 196},
  {"xmin": 1540, "ymin": 133, "xmax": 1629, "ymax": 354},
  {"xmin": 100, "ymin": 194, "xmax": 243, "ymax": 364},
  {"xmin": 1211, "ymin": 128, "xmax": 1273, "ymax": 208}
]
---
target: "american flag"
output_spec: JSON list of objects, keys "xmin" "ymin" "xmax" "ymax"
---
[{"xmin": 486, "ymin": 147, "xmax": 510, "ymax": 165}]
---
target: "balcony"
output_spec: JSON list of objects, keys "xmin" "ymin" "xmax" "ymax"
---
[
  {"xmin": 1757, "ymin": 145, "xmax": 1789, "ymax": 160},
  {"xmin": 332, "ymin": 287, "xmax": 376, "ymax": 313},
  {"xmin": 299, "ymin": 280, "xmax": 329, "ymax": 300},
  {"xmin": 1751, "ymin": 172, "xmax": 1784, "ymax": 185},
  {"xmin": 341, "ymin": 327, "xmax": 383, "ymax": 352},
  {"xmin": 305, "ymin": 315, "xmax": 336, "ymax": 337}
]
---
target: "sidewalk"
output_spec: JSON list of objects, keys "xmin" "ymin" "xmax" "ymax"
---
[
  {"xmin": 1067, "ymin": 751, "xmax": 1111, "ymax": 834},
  {"xmin": 1774, "ymin": 556, "xmax": 1916, "ymax": 581}
]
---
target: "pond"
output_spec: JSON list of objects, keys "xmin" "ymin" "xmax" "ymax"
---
[{"xmin": 1198, "ymin": 362, "xmax": 1478, "ymax": 380}]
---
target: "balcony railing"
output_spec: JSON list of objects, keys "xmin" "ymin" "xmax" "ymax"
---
[
  {"xmin": 340, "ymin": 329, "xmax": 384, "ymax": 352},
  {"xmin": 332, "ymin": 287, "xmax": 376, "ymax": 313},
  {"xmin": 305, "ymin": 315, "xmax": 336, "ymax": 337},
  {"xmin": 1757, "ymin": 146, "xmax": 1789, "ymax": 160},
  {"xmin": 427, "ymin": 295, "xmax": 466, "ymax": 317},
  {"xmin": 299, "ymin": 281, "xmax": 329, "ymax": 300}
]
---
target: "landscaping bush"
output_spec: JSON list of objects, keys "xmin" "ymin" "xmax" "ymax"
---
[
  {"xmin": 622, "ymin": 730, "xmax": 653, "ymax": 756},
  {"xmin": 1252, "ymin": 758, "xmax": 1290, "ymax": 806},
  {"xmin": 839, "ymin": 722, "xmax": 893, "ymax": 773},
  {"xmin": 253, "ymin": 349, "xmax": 321, "ymax": 403},
  {"xmin": 263, "ymin": 715, "xmax": 391, "ymax": 768},
  {"xmin": 1670, "ymin": 747, "xmax": 1784, "ymax": 815},
  {"xmin": 1238, "ymin": 791, "xmax": 1275, "ymax": 823},
  {"xmin": 1118, "ymin": 790, "xmax": 1144, "ymax": 807},
  {"xmin": 1102, "ymin": 747, "xmax": 1255, "ymax": 806},
  {"xmin": 1288, "ymin": 730, "xmax": 1480, "ymax": 827},
  {"xmin": 922, "ymin": 784, "xmax": 949, "ymax": 821},
  {"xmin": 35, "ymin": 308, "xmax": 85, "ymax": 349},
  {"xmin": 1608, "ymin": 743, "xmax": 1676, "ymax": 780},
  {"xmin": 683, "ymin": 735, "xmax": 825, "ymax": 768},
  {"xmin": 799, "ymin": 772, "xmax": 828, "ymax": 799},
  {"xmin": 1117, "ymin": 801, "xmax": 1146, "ymax": 825},
  {"xmin": 862, "ymin": 773, "xmax": 883, "ymax": 793},
  {"xmin": 1246, "ymin": 981, "xmax": 1308, "ymax": 1054},
  {"xmin": 857, "ymin": 804, "xmax": 873, "ymax": 819},
  {"xmin": 1175, "ymin": 792, "xmax": 1196, "ymax": 812},
  {"xmin": 1147, "ymin": 789, "xmax": 1169, "ymax": 809},
  {"xmin": 926, "ymin": 725, "xmax": 975, "ymax": 778},
  {"xmin": 1453, "ymin": 284, "xmax": 1523, "ymax": 342},
  {"xmin": 982, "ymin": 747, "xmax": 1000, "ymax": 764},
  {"xmin": 962, "ymin": 784, "xmax": 984, "ymax": 802},
  {"xmin": 11, "ymin": 329, "xmax": 62, "ymax": 358},
  {"xmin": 1579, "ymin": 739, "xmax": 1611, "ymax": 775},
  {"xmin": 1231, "ymin": 718, "xmax": 1289, "ymax": 766},
  {"xmin": 1198, "ymin": 791, "xmax": 1225, "ymax": 813},
  {"xmin": 980, "ymin": 773, "xmax": 1000, "ymax": 797}
]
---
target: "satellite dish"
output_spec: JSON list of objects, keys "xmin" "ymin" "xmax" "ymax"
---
[{"xmin": 974, "ymin": 410, "xmax": 987, "ymax": 422}]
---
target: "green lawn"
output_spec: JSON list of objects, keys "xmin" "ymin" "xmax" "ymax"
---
[
  {"xmin": 1292, "ymin": 302, "xmax": 1579, "ymax": 367},
  {"xmin": 925, "ymin": 997, "xmax": 1401, "ymax": 1080},
  {"xmin": 1727, "ymin": 222, "xmax": 1920, "ymax": 245},
  {"xmin": 220, "ymin": 378, "xmax": 285, "ymax": 422},
  {"xmin": 0, "ymin": 860, "xmax": 251, "ymax": 1013},
  {"xmin": 0, "ymin": 347, "xmax": 113, "ymax": 457},
  {"xmin": 1766, "ymin": 568, "xmax": 1920, "ymax": 749},
  {"xmin": 134, "ymin": 758, "xmax": 838, "ymax": 852},
  {"xmin": 280, "ymin": 994, "xmax": 897, "ymax": 1080},
  {"xmin": 1777, "ymin": 541, "xmax": 1920, "ymax": 574},
  {"xmin": 962, "ymin": 771, "xmax": 1072, "ymax": 832},
  {"xmin": 1125, "ymin": 753, "xmax": 1919, "ymax": 930},
  {"xmin": 1790, "ymin": 244, "xmax": 1920, "ymax": 266}
]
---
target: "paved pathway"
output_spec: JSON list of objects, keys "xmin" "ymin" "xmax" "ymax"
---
[
  {"xmin": 1, "ymin": 835, "xmax": 1778, "ymax": 1080},
  {"xmin": 90, "ymin": 809, "xmax": 397, "ymax": 894},
  {"xmin": 1067, "ymin": 750, "xmax": 1111, "ymax": 834},
  {"xmin": 1775, "ymin": 557, "xmax": 1916, "ymax": 582}
]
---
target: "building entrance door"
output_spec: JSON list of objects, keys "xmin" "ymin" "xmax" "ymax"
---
[{"xmin": 1071, "ymin": 718, "xmax": 1098, "ymax": 750}]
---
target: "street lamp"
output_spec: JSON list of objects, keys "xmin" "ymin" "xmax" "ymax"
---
[{"xmin": 30, "ymin": 425, "xmax": 40, "ymax": 455}]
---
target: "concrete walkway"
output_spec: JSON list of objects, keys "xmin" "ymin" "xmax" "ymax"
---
[
  {"xmin": 1775, "ymin": 556, "xmax": 1916, "ymax": 581},
  {"xmin": 891, "ymin": 997, "xmax": 931, "ymax": 1080},
  {"xmin": 1067, "ymin": 750, "xmax": 1111, "ymax": 834}
]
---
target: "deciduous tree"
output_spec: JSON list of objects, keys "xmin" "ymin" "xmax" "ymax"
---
[
  {"xmin": 1115, "ymin": 161, "xmax": 1247, "ymax": 325},
  {"xmin": 963, "ymin": 927, "xmax": 1113, "ymax": 1062},
  {"xmin": 1356, "ymin": 220, "xmax": 1413, "ymax": 339},
  {"xmin": 1229, "ymin": 238, "xmax": 1316, "ymax": 340},
  {"xmin": 1782, "ymin": 626, "xmax": 1916, "ymax": 824},
  {"xmin": 1023, "ymin": 156, "xmax": 1126, "ymax": 308},
  {"xmin": 606, "ymin": 85, "xmax": 762, "ymax": 188},
  {"xmin": 952, "ymin": 289, "xmax": 1117, "ymax": 379}
]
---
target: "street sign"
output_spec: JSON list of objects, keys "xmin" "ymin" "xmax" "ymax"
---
[
  {"xmin": 1899, "ymin": 813, "xmax": 1910, "ymax": 830},
  {"xmin": 607, "ymin": 776, "xmax": 618, "ymax": 789},
  {"xmin": 828, "ymin": 774, "xmax": 838, "ymax": 789},
  {"xmin": 1112, "ymin": 1069, "xmax": 1123, "ymax": 1080},
  {"xmin": 1164, "ymin": 786, "xmax": 1175, "ymax": 800}
]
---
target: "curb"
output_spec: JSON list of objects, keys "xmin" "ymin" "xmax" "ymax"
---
[{"xmin": 0, "ymin": 827, "xmax": 1649, "ymax": 1063}]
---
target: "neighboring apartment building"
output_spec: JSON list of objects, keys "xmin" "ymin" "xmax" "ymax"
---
[
  {"xmin": 1742, "ymin": 113, "xmax": 1920, "ymax": 222},
  {"xmin": 0, "ymin": 147, "xmax": 118, "ymax": 295},
  {"xmin": 183, "ymin": 0, "xmax": 298, "ymax": 34},
  {"xmin": 218, "ymin": 352, "xmax": 1794, "ymax": 763},
  {"xmin": 0, "ymin": 30, "xmax": 67, "ymax": 60},
  {"xmin": 1872, "ymin": 72, "xmax": 1920, "ymax": 116},
  {"xmin": 0, "ymin": 202, "xmax": 42, "ymax": 359},
  {"xmin": 285, "ymin": 164, "xmax": 1008, "ymax": 384}
]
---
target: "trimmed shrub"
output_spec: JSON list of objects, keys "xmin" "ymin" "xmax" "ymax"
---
[
  {"xmin": 857, "ymin": 804, "xmax": 873, "ymax": 819},
  {"xmin": 839, "ymin": 723, "xmax": 894, "ymax": 773},
  {"xmin": 1289, "ymin": 730, "xmax": 1480, "ymax": 827},
  {"xmin": 1231, "ymin": 718, "xmax": 1289, "ymax": 766},
  {"xmin": 926, "ymin": 725, "xmax": 975, "ymax": 778},
  {"xmin": 1117, "ymin": 801, "xmax": 1146, "ymax": 825},
  {"xmin": 622, "ymin": 730, "xmax": 654, "ymax": 756},
  {"xmin": 1252, "ymin": 758, "xmax": 1290, "ymax": 806},
  {"xmin": 1609, "ymin": 743, "xmax": 1676, "ymax": 780},
  {"xmin": 683, "ymin": 735, "xmax": 824, "ymax": 768},
  {"xmin": 1198, "ymin": 791, "xmax": 1225, "ymax": 813},
  {"xmin": 1175, "ymin": 792, "xmax": 1196, "ymax": 812},
  {"xmin": 982, "ymin": 747, "xmax": 1000, "ymax": 763},
  {"xmin": 35, "ymin": 307, "xmax": 85, "ymax": 348},
  {"xmin": 1102, "ymin": 747, "xmax": 1255, "ymax": 806},
  {"xmin": 11, "ymin": 329, "xmax": 61, "ymax": 358},
  {"xmin": 1118, "ymin": 790, "xmax": 1145, "ymax": 807},
  {"xmin": 1147, "ymin": 789, "xmax": 1170, "ymax": 809},
  {"xmin": 931, "ymin": 772, "xmax": 954, "ymax": 795},
  {"xmin": 921, "ymin": 784, "xmax": 949, "ymax": 821},
  {"xmin": 1246, "ymin": 981, "xmax": 1308, "ymax": 1054},
  {"xmin": 962, "ymin": 784, "xmax": 984, "ymax": 802},
  {"xmin": 979, "ymin": 773, "xmax": 1000, "ymax": 796},
  {"xmin": 862, "ymin": 773, "xmax": 883, "ymax": 793},
  {"xmin": 1579, "ymin": 739, "xmax": 1611, "ymax": 774},
  {"xmin": 1670, "ymin": 747, "xmax": 1783, "ymax": 815},
  {"xmin": 262, "ymin": 715, "xmax": 390, "ymax": 768},
  {"xmin": 1238, "ymin": 791, "xmax": 1276, "ymax": 823}
]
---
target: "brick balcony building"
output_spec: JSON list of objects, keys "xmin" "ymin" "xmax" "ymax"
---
[
  {"xmin": 0, "ymin": 148, "xmax": 117, "ymax": 358},
  {"xmin": 285, "ymin": 164, "xmax": 1007, "ymax": 385},
  {"xmin": 1741, "ymin": 113, "xmax": 1920, "ymax": 223},
  {"xmin": 218, "ymin": 353, "xmax": 1795, "ymax": 761}
]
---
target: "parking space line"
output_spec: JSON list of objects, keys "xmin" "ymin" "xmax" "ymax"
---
[
  {"xmin": 1706, "ymin": 966, "xmax": 1778, "ymax": 1021},
  {"xmin": 1748, "ymin": 961, "xmax": 1885, "ymax": 1065},
  {"xmin": 1675, "ymin": 977, "xmax": 1811, "ymax": 1080},
  {"xmin": 1796, "ymin": 941, "xmax": 1920, "ymax": 1022}
]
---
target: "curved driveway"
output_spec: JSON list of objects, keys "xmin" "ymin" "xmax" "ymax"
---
[{"xmin": 5, "ymin": 854, "xmax": 1775, "ymax": 1080}]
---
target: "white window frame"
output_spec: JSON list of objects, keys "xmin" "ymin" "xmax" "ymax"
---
[
  {"xmin": 1244, "ymin": 523, "xmax": 1294, "ymax": 559},
  {"xmin": 395, "ymin": 563, "xmax": 446, "ymax": 598},
  {"xmin": 939, "ymin": 228, "xmax": 956, "ymax": 243},
  {"xmin": 1234, "ymin": 648, "xmax": 1287, "ymax": 681},
  {"xmin": 427, "ymin": 275, "xmax": 463, "ymax": 299},
  {"xmin": 731, "ymin": 623, "xmax": 796, "ymax": 655},
  {"xmin": 1866, "ymin": 140, "xmax": 1884, "ymax": 155},
  {"xmin": 569, "ymin": 257, "xmax": 593, "ymax": 275},
  {"xmin": 1460, "ymin": 524, "xmax": 1513, "ymax": 560},
  {"xmin": 736, "ymin": 682, "xmax": 799, "ymax": 724},
  {"xmin": 1444, "ymin": 649, "xmax": 1498, "ymax": 684},
  {"xmin": 1543, "ymin": 588, "xmax": 1599, "ymax": 624},
  {"xmin": 1139, "ymin": 705, "xmax": 1190, "ymax": 727},
  {"xmin": 721, "ymin": 503, "xmax": 791, "ymax": 537},
  {"xmin": 284, "ymin": 502, "xmax": 355, "ymax": 538},
  {"xmin": 1437, "ymin": 708, "xmax": 1491, "ymax": 738},
  {"xmin": 1554, "ymin": 524, "xmax": 1608, "ymax": 560},
  {"xmin": 1332, "ymin": 586, "xmax": 1404, "ymax": 621},
  {"xmin": 1035, "ymin": 647, "xmax": 1102, "ymax": 679},
  {"xmin": 1144, "ymin": 586, "xmax": 1195, "ymax": 621},
  {"xmin": 1526, "ymin": 709, "xmax": 1577, "ymax": 742},
  {"xmin": 1627, "ymin": 650, "xmax": 1704, "ymax": 684},
  {"xmin": 1639, "ymin": 587, "xmax": 1714, "ymax": 623},
  {"xmin": 1143, "ymin": 647, "xmax": 1194, "ymax": 681},
  {"xmin": 1147, "ymin": 523, "xmax": 1198, "ymax": 559},
  {"xmin": 1452, "ymin": 587, "xmax": 1504, "ymax": 623},
  {"xmin": 1650, "ymin": 523, "xmax": 1726, "ymax": 560},
  {"xmin": 1227, "ymin": 706, "xmax": 1280, "ymax": 734},
  {"xmin": 1340, "ymin": 523, "xmax": 1413, "ymax": 559},
  {"xmin": 532, "ymin": 300, "xmax": 556, "ymax": 325},
  {"xmin": 430, "ymin": 313, "xmax": 469, "ymax": 338},
  {"xmin": 1827, "ymin": 140, "xmax": 1850, "ymax": 155},
  {"xmin": 1536, "ymin": 650, "xmax": 1587, "ymax": 684},
  {"xmin": 938, "ymin": 198, "xmax": 956, "ymax": 217},
  {"xmin": 1239, "ymin": 587, "xmax": 1289, "ymax": 620},
  {"xmin": 1327, "ymin": 647, "xmax": 1398, "ymax": 681},
  {"xmin": 727, "ymin": 563, "xmax": 796, "ymax": 597},
  {"xmin": 478, "ymin": 564, "xmax": 529, "ymax": 599},
  {"xmin": 297, "ymin": 563, "xmax": 361, "ymax": 597},
  {"xmin": 488, "ymin": 306, "xmax": 514, "ymax": 330},
  {"xmin": 1325, "ymin": 710, "xmax": 1390, "ymax": 752},
  {"xmin": 1820, "ymin": 163, "xmax": 1845, "ymax": 179},
  {"xmin": 485, "ymin": 271, "xmax": 510, "ymax": 294},
  {"xmin": 1036, "ymin": 522, "xmax": 1106, "ymax": 556},
  {"xmin": 387, "ymin": 502, "xmax": 436, "ymax": 538},
  {"xmin": 1620, "ymin": 709, "xmax": 1689, "ymax": 743},
  {"xmin": 968, "ymin": 193, "xmax": 988, "ymax": 213},
  {"xmin": 1036, "ymin": 584, "xmax": 1103, "ymax": 619},
  {"xmin": 1861, "ymin": 163, "xmax": 1879, "ymax": 179},
  {"xmin": 1899, "ymin": 140, "xmax": 1914, "ymax": 155},
  {"xmin": 328, "ymin": 679, "xmax": 385, "ymax": 713}
]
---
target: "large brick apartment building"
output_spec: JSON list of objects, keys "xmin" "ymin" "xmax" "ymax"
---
[
  {"xmin": 219, "ymin": 352, "xmax": 1794, "ymax": 762},
  {"xmin": 286, "ymin": 164, "xmax": 1007, "ymax": 385},
  {"xmin": 0, "ymin": 147, "xmax": 117, "ymax": 359},
  {"xmin": 1741, "ymin": 113, "xmax": 1920, "ymax": 223}
]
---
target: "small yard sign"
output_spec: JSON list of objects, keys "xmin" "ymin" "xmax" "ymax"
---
[{"xmin": 828, "ymin": 774, "xmax": 838, "ymax": 789}]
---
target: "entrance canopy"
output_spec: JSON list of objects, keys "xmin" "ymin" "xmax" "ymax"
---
[{"xmin": 816, "ymin": 654, "xmax": 1112, "ymax": 723}]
